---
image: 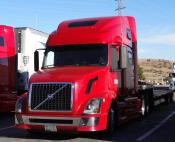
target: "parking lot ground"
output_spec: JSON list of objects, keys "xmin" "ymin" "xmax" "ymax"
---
[{"xmin": 0, "ymin": 102, "xmax": 175, "ymax": 142}]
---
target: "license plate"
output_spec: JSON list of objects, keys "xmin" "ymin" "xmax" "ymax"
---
[{"xmin": 44, "ymin": 124, "xmax": 57, "ymax": 132}]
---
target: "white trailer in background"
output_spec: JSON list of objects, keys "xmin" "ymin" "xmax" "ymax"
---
[
  {"xmin": 15, "ymin": 27, "xmax": 49, "ymax": 92},
  {"xmin": 0, "ymin": 26, "xmax": 48, "ymax": 112}
]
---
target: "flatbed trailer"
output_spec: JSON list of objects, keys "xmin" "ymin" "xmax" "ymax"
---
[
  {"xmin": 153, "ymin": 85, "xmax": 174, "ymax": 105},
  {"xmin": 138, "ymin": 84, "xmax": 174, "ymax": 116}
]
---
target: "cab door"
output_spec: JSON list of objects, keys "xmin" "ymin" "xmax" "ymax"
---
[
  {"xmin": 0, "ymin": 26, "xmax": 8, "ymax": 93},
  {"xmin": 0, "ymin": 26, "xmax": 17, "ymax": 112},
  {"xmin": 120, "ymin": 46, "xmax": 139, "ymax": 120},
  {"xmin": 112, "ymin": 45, "xmax": 139, "ymax": 122}
]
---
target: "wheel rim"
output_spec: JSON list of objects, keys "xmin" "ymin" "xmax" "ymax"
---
[{"xmin": 141, "ymin": 99, "xmax": 146, "ymax": 115}]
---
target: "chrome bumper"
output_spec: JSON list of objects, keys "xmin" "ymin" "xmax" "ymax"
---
[{"xmin": 15, "ymin": 115, "xmax": 99, "ymax": 127}]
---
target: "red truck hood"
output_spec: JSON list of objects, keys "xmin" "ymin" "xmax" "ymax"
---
[
  {"xmin": 29, "ymin": 66, "xmax": 111, "ymax": 115},
  {"xmin": 30, "ymin": 66, "xmax": 108, "ymax": 83}
]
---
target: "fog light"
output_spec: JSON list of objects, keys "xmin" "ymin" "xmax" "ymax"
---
[
  {"xmin": 80, "ymin": 117, "xmax": 99, "ymax": 126},
  {"xmin": 16, "ymin": 115, "xmax": 24, "ymax": 124},
  {"xmin": 80, "ymin": 118, "xmax": 89, "ymax": 126}
]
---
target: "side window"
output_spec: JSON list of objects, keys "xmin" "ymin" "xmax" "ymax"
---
[
  {"xmin": 127, "ymin": 47, "xmax": 133, "ymax": 66},
  {"xmin": 111, "ymin": 47, "xmax": 118, "ymax": 70},
  {"xmin": 45, "ymin": 51, "xmax": 55, "ymax": 67},
  {"xmin": 126, "ymin": 28, "xmax": 132, "ymax": 40},
  {"xmin": 0, "ymin": 36, "xmax": 4, "ymax": 47}
]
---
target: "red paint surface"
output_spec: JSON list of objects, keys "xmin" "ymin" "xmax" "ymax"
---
[{"xmin": 0, "ymin": 26, "xmax": 18, "ymax": 112}]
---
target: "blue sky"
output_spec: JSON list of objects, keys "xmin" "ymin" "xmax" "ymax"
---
[{"xmin": 1, "ymin": 0, "xmax": 175, "ymax": 60}]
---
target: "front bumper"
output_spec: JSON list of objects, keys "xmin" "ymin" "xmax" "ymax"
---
[{"xmin": 15, "ymin": 114, "xmax": 107, "ymax": 132}]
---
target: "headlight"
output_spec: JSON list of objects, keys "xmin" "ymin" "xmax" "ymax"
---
[
  {"xmin": 15, "ymin": 97, "xmax": 24, "ymax": 113},
  {"xmin": 83, "ymin": 98, "xmax": 101, "ymax": 114}
]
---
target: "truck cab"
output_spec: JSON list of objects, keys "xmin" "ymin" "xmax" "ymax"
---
[
  {"xmin": 15, "ymin": 16, "xmax": 141, "ymax": 133},
  {"xmin": 0, "ymin": 26, "xmax": 48, "ymax": 112},
  {"xmin": 0, "ymin": 26, "xmax": 17, "ymax": 111}
]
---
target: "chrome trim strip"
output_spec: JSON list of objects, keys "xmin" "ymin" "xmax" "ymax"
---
[
  {"xmin": 16, "ymin": 116, "xmax": 80, "ymax": 126},
  {"xmin": 28, "ymin": 82, "xmax": 74, "ymax": 112}
]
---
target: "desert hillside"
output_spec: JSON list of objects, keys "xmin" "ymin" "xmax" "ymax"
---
[{"xmin": 138, "ymin": 59, "xmax": 173, "ymax": 84}]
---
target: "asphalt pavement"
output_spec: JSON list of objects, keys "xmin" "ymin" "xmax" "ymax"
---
[{"xmin": 0, "ymin": 102, "xmax": 175, "ymax": 142}]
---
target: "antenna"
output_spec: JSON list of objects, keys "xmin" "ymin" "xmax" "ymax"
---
[
  {"xmin": 115, "ymin": 0, "xmax": 126, "ymax": 46},
  {"xmin": 115, "ymin": 0, "xmax": 126, "ymax": 16}
]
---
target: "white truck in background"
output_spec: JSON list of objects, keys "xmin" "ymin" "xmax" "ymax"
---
[
  {"xmin": 169, "ymin": 63, "xmax": 175, "ymax": 91},
  {"xmin": 0, "ymin": 26, "xmax": 48, "ymax": 112},
  {"xmin": 15, "ymin": 27, "xmax": 49, "ymax": 93}
]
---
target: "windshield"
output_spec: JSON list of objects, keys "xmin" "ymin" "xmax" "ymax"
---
[
  {"xmin": 170, "ymin": 73, "xmax": 175, "ymax": 77},
  {"xmin": 43, "ymin": 44, "xmax": 108, "ymax": 68}
]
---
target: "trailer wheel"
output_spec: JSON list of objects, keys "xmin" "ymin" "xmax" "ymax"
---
[
  {"xmin": 169, "ymin": 93, "xmax": 173, "ymax": 103},
  {"xmin": 141, "ymin": 95, "xmax": 150, "ymax": 117},
  {"xmin": 170, "ymin": 93, "xmax": 174, "ymax": 103},
  {"xmin": 165, "ymin": 95, "xmax": 169, "ymax": 104},
  {"xmin": 165, "ymin": 94, "xmax": 173, "ymax": 105}
]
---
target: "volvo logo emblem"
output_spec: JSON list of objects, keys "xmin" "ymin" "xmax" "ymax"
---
[{"xmin": 48, "ymin": 94, "xmax": 54, "ymax": 100}]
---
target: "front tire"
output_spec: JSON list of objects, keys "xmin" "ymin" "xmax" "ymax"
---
[{"xmin": 106, "ymin": 106, "xmax": 117, "ymax": 134}]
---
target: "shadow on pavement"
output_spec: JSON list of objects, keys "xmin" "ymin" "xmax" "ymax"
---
[{"xmin": 0, "ymin": 113, "xmax": 14, "ymax": 128}]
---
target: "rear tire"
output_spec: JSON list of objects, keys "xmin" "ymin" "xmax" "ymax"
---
[
  {"xmin": 169, "ymin": 93, "xmax": 173, "ymax": 103},
  {"xmin": 165, "ymin": 95, "xmax": 170, "ymax": 104},
  {"xmin": 141, "ymin": 95, "xmax": 150, "ymax": 117}
]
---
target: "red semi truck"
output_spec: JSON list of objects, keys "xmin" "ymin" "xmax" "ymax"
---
[
  {"xmin": 0, "ymin": 26, "xmax": 48, "ymax": 112},
  {"xmin": 15, "ymin": 16, "xmax": 158, "ymax": 133}
]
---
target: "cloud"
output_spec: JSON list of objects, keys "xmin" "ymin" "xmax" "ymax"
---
[{"xmin": 139, "ymin": 33, "xmax": 175, "ymax": 46}]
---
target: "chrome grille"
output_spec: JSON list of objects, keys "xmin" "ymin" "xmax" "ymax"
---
[{"xmin": 29, "ymin": 83, "xmax": 72, "ymax": 112}]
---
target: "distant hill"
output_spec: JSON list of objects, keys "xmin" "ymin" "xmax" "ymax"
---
[{"xmin": 138, "ymin": 59, "xmax": 173, "ymax": 84}]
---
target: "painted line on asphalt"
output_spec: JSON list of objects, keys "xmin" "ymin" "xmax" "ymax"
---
[
  {"xmin": 0, "ymin": 125, "xmax": 15, "ymax": 132},
  {"xmin": 136, "ymin": 111, "xmax": 175, "ymax": 141}
]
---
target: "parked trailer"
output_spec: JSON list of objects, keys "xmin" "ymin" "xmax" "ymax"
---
[
  {"xmin": 0, "ymin": 26, "xmax": 48, "ymax": 112},
  {"xmin": 15, "ymin": 16, "xmax": 173, "ymax": 134}
]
